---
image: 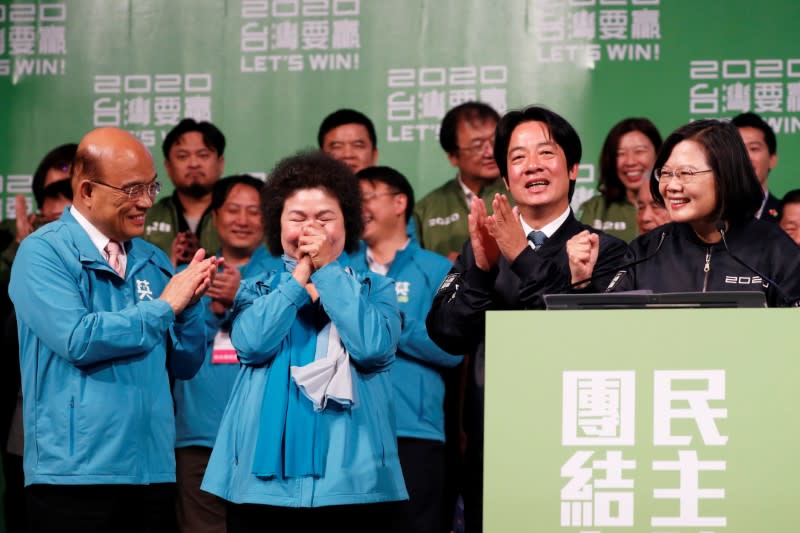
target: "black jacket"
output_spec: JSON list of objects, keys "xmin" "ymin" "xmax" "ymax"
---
[
  {"xmin": 426, "ymin": 212, "xmax": 629, "ymax": 437},
  {"xmin": 760, "ymin": 192, "xmax": 781, "ymax": 222},
  {"xmin": 611, "ymin": 219, "xmax": 800, "ymax": 307}
]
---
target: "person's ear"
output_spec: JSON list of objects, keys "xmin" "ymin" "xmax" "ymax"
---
[
  {"xmin": 394, "ymin": 193, "xmax": 408, "ymax": 217},
  {"xmin": 78, "ymin": 180, "xmax": 94, "ymax": 206}
]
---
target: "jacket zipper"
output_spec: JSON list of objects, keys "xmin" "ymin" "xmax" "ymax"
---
[
  {"xmin": 702, "ymin": 248, "xmax": 711, "ymax": 292},
  {"xmin": 68, "ymin": 396, "xmax": 75, "ymax": 456}
]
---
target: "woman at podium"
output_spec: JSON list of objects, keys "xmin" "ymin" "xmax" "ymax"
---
[{"xmin": 567, "ymin": 119, "xmax": 800, "ymax": 307}]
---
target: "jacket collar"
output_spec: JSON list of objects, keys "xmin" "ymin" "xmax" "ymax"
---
[{"xmin": 61, "ymin": 209, "xmax": 158, "ymax": 277}]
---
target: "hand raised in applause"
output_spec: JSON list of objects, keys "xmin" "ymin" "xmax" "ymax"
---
[
  {"xmin": 468, "ymin": 195, "xmax": 500, "ymax": 272},
  {"xmin": 206, "ymin": 263, "xmax": 242, "ymax": 315},
  {"xmin": 15, "ymin": 195, "xmax": 34, "ymax": 244},
  {"xmin": 566, "ymin": 230, "xmax": 599, "ymax": 288},
  {"xmin": 160, "ymin": 248, "xmax": 221, "ymax": 315},
  {"xmin": 485, "ymin": 194, "xmax": 528, "ymax": 264}
]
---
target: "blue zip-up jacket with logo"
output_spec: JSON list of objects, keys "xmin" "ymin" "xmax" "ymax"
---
[
  {"xmin": 202, "ymin": 257, "xmax": 408, "ymax": 506},
  {"xmin": 350, "ymin": 240, "xmax": 462, "ymax": 442},
  {"xmin": 9, "ymin": 209, "xmax": 206, "ymax": 486},
  {"xmin": 174, "ymin": 246, "xmax": 282, "ymax": 448}
]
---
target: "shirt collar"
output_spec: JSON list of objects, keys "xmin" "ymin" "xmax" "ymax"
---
[
  {"xmin": 365, "ymin": 238, "xmax": 410, "ymax": 276},
  {"xmin": 70, "ymin": 206, "xmax": 127, "ymax": 258},
  {"xmin": 456, "ymin": 173, "xmax": 475, "ymax": 206},
  {"xmin": 755, "ymin": 189, "xmax": 769, "ymax": 219},
  {"xmin": 519, "ymin": 205, "xmax": 571, "ymax": 242}
]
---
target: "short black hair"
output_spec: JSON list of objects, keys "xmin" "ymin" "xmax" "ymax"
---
[
  {"xmin": 211, "ymin": 174, "xmax": 264, "ymax": 211},
  {"xmin": 317, "ymin": 109, "xmax": 377, "ymax": 149},
  {"xmin": 598, "ymin": 118, "xmax": 662, "ymax": 203},
  {"xmin": 41, "ymin": 178, "xmax": 73, "ymax": 203},
  {"xmin": 162, "ymin": 118, "xmax": 226, "ymax": 159},
  {"xmin": 494, "ymin": 105, "xmax": 581, "ymax": 201},
  {"xmin": 439, "ymin": 101, "xmax": 500, "ymax": 155},
  {"xmin": 731, "ymin": 112, "xmax": 777, "ymax": 154},
  {"xmin": 650, "ymin": 119, "xmax": 762, "ymax": 225},
  {"xmin": 262, "ymin": 151, "xmax": 362, "ymax": 256},
  {"xmin": 779, "ymin": 189, "xmax": 800, "ymax": 222},
  {"xmin": 33, "ymin": 143, "xmax": 77, "ymax": 208},
  {"xmin": 356, "ymin": 166, "xmax": 415, "ymax": 222}
]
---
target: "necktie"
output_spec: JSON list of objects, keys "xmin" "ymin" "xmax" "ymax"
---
[
  {"xmin": 528, "ymin": 230, "xmax": 547, "ymax": 251},
  {"xmin": 105, "ymin": 240, "xmax": 125, "ymax": 278}
]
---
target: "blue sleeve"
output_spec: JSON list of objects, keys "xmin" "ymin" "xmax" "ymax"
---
[
  {"xmin": 9, "ymin": 235, "xmax": 176, "ymax": 368},
  {"xmin": 168, "ymin": 299, "xmax": 207, "ymax": 379},
  {"xmin": 230, "ymin": 273, "xmax": 310, "ymax": 366},
  {"xmin": 398, "ymin": 258, "xmax": 462, "ymax": 368},
  {"xmin": 313, "ymin": 261, "xmax": 401, "ymax": 372}
]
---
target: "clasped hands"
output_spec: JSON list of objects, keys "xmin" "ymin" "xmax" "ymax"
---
[{"xmin": 292, "ymin": 222, "xmax": 336, "ymax": 302}]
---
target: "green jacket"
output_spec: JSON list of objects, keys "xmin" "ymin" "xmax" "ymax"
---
[
  {"xmin": 577, "ymin": 195, "xmax": 639, "ymax": 243},
  {"xmin": 143, "ymin": 194, "xmax": 220, "ymax": 258},
  {"xmin": 413, "ymin": 178, "xmax": 508, "ymax": 260}
]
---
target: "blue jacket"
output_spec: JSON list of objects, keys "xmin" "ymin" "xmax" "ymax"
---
[
  {"xmin": 350, "ymin": 241, "xmax": 462, "ymax": 442},
  {"xmin": 202, "ymin": 258, "xmax": 408, "ymax": 506},
  {"xmin": 173, "ymin": 246, "xmax": 282, "ymax": 448},
  {"xmin": 9, "ymin": 208, "xmax": 206, "ymax": 486}
]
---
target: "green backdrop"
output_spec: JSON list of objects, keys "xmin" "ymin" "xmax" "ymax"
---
[{"xmin": 1, "ymin": 0, "xmax": 799, "ymax": 221}]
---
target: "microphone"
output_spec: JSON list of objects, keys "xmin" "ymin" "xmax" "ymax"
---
[
  {"xmin": 716, "ymin": 221, "xmax": 797, "ymax": 307},
  {"xmin": 569, "ymin": 231, "xmax": 667, "ymax": 291}
]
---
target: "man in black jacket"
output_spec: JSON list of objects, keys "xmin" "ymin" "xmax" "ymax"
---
[
  {"xmin": 731, "ymin": 112, "xmax": 780, "ymax": 222},
  {"xmin": 426, "ymin": 106, "xmax": 628, "ymax": 533}
]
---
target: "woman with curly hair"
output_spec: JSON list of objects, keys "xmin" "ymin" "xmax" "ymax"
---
[{"xmin": 202, "ymin": 151, "xmax": 407, "ymax": 532}]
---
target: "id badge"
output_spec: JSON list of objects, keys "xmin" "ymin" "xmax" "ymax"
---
[{"xmin": 211, "ymin": 330, "xmax": 239, "ymax": 364}]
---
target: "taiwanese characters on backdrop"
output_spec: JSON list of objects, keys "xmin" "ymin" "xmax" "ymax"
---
[
  {"xmin": 201, "ymin": 152, "xmax": 408, "ymax": 532},
  {"xmin": 567, "ymin": 119, "xmax": 800, "ymax": 307},
  {"xmin": 350, "ymin": 166, "xmax": 462, "ymax": 533},
  {"xmin": 144, "ymin": 118, "xmax": 227, "ymax": 266},
  {"xmin": 10, "ymin": 127, "xmax": 220, "ymax": 532},
  {"xmin": 426, "ymin": 106, "xmax": 629, "ymax": 533},
  {"xmin": 172, "ymin": 175, "xmax": 282, "ymax": 533},
  {"xmin": 577, "ymin": 118, "xmax": 662, "ymax": 242}
]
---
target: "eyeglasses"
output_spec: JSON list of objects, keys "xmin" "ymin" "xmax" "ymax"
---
[
  {"xmin": 457, "ymin": 136, "xmax": 495, "ymax": 155},
  {"xmin": 92, "ymin": 179, "xmax": 161, "ymax": 200},
  {"xmin": 654, "ymin": 168, "xmax": 713, "ymax": 184},
  {"xmin": 361, "ymin": 191, "xmax": 400, "ymax": 202}
]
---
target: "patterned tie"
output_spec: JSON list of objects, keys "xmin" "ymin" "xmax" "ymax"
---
[
  {"xmin": 105, "ymin": 240, "xmax": 125, "ymax": 278},
  {"xmin": 528, "ymin": 230, "xmax": 548, "ymax": 251}
]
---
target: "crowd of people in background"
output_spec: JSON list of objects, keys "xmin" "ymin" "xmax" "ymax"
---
[{"xmin": 1, "ymin": 102, "xmax": 799, "ymax": 533}]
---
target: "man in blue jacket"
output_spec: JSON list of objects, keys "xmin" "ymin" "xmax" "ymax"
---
[
  {"xmin": 173, "ymin": 175, "xmax": 281, "ymax": 533},
  {"xmin": 351, "ymin": 166, "xmax": 462, "ymax": 533},
  {"xmin": 9, "ymin": 127, "xmax": 219, "ymax": 533}
]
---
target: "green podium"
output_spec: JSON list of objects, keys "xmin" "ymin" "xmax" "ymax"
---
[{"xmin": 484, "ymin": 309, "xmax": 797, "ymax": 533}]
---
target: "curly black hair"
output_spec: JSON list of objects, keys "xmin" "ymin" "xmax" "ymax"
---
[{"xmin": 262, "ymin": 150, "xmax": 362, "ymax": 256}]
